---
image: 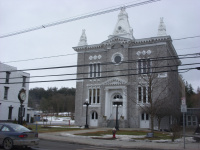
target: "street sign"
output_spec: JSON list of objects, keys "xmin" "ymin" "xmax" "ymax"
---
[
  {"xmin": 181, "ymin": 104, "xmax": 187, "ymax": 113},
  {"xmin": 181, "ymin": 97, "xmax": 186, "ymax": 105}
]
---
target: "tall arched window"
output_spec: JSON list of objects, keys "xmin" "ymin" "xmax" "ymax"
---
[{"xmin": 92, "ymin": 111, "xmax": 98, "ymax": 119}]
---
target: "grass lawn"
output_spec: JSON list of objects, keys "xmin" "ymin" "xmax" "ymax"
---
[
  {"xmin": 75, "ymin": 130, "xmax": 173, "ymax": 140},
  {"xmin": 26, "ymin": 124, "xmax": 82, "ymax": 133}
]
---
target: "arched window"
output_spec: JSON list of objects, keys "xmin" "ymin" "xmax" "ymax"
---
[
  {"xmin": 113, "ymin": 94, "xmax": 123, "ymax": 99},
  {"xmin": 92, "ymin": 112, "xmax": 98, "ymax": 119}
]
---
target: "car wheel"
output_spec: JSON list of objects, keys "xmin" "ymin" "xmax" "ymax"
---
[{"xmin": 3, "ymin": 138, "xmax": 13, "ymax": 150}]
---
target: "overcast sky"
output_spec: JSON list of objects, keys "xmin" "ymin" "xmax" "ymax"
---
[{"xmin": 0, "ymin": 0, "xmax": 199, "ymax": 91}]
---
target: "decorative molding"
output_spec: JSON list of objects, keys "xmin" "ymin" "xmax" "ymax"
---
[
  {"xmin": 78, "ymin": 29, "xmax": 87, "ymax": 46},
  {"xmin": 102, "ymin": 77, "xmax": 127, "ymax": 86},
  {"xmin": 109, "ymin": 7, "xmax": 134, "ymax": 40},
  {"xmin": 89, "ymin": 55, "xmax": 102, "ymax": 60},
  {"xmin": 136, "ymin": 50, "xmax": 151, "ymax": 56},
  {"xmin": 157, "ymin": 17, "xmax": 167, "ymax": 36}
]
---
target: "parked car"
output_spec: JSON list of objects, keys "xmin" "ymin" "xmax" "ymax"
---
[{"xmin": 0, "ymin": 123, "xmax": 39, "ymax": 150}]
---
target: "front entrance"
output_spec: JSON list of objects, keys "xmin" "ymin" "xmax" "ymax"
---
[
  {"xmin": 140, "ymin": 113, "xmax": 149, "ymax": 128},
  {"xmin": 90, "ymin": 111, "xmax": 98, "ymax": 127}
]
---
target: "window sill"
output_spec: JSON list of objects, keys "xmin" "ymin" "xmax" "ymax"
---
[
  {"xmin": 90, "ymin": 104, "xmax": 101, "ymax": 107},
  {"xmin": 89, "ymin": 79, "xmax": 101, "ymax": 82}
]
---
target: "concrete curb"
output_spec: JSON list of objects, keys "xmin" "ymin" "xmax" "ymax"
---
[{"xmin": 38, "ymin": 129, "xmax": 200, "ymax": 150}]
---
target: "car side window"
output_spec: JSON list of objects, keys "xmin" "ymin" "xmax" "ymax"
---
[
  {"xmin": 0, "ymin": 125, "xmax": 2, "ymax": 130},
  {"xmin": 1, "ymin": 126, "xmax": 10, "ymax": 132}
]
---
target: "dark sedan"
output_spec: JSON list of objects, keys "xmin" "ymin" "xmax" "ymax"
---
[{"xmin": 0, "ymin": 123, "xmax": 39, "ymax": 150}]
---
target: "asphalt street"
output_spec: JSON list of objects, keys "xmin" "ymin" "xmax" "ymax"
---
[{"xmin": 0, "ymin": 139, "xmax": 138, "ymax": 150}]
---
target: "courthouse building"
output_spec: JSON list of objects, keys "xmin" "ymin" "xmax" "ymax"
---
[{"xmin": 73, "ymin": 8, "xmax": 181, "ymax": 129}]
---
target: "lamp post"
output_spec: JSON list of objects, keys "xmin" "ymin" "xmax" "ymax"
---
[
  {"xmin": 113, "ymin": 102, "xmax": 122, "ymax": 130},
  {"xmin": 83, "ymin": 99, "xmax": 90, "ymax": 129}
]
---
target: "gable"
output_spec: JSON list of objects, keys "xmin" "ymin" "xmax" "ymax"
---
[
  {"xmin": 102, "ymin": 77, "xmax": 127, "ymax": 86},
  {"xmin": 101, "ymin": 36, "xmax": 132, "ymax": 45}
]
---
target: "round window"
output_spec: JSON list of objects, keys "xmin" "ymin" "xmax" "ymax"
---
[
  {"xmin": 112, "ymin": 53, "xmax": 123, "ymax": 64},
  {"xmin": 114, "ymin": 55, "xmax": 121, "ymax": 63},
  {"xmin": 118, "ymin": 26, "xmax": 122, "ymax": 30}
]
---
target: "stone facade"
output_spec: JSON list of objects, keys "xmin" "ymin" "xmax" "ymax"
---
[
  {"xmin": 0, "ymin": 63, "xmax": 30, "ymax": 122},
  {"xmin": 73, "ymin": 8, "xmax": 181, "ymax": 129}
]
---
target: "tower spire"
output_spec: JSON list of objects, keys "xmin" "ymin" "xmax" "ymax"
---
[
  {"xmin": 157, "ymin": 17, "xmax": 167, "ymax": 36},
  {"xmin": 108, "ymin": 7, "xmax": 134, "ymax": 39},
  {"xmin": 78, "ymin": 29, "xmax": 87, "ymax": 46}
]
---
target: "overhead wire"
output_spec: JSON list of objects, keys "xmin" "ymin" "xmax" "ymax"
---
[
  {"xmin": 2, "ymin": 36, "xmax": 200, "ymax": 64},
  {"xmin": 0, "ymin": 66, "xmax": 199, "ymax": 84},
  {"xmin": 0, "ymin": 62, "xmax": 199, "ymax": 80},
  {"xmin": 0, "ymin": 52, "xmax": 199, "ymax": 73},
  {"xmin": 0, "ymin": 0, "xmax": 161, "ymax": 39},
  {"xmin": 173, "ymin": 35, "xmax": 200, "ymax": 41}
]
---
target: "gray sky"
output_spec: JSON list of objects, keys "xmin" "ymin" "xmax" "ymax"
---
[{"xmin": 0, "ymin": 0, "xmax": 200, "ymax": 91}]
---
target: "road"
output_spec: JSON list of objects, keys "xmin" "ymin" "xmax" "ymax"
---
[{"xmin": 0, "ymin": 139, "xmax": 135, "ymax": 150}]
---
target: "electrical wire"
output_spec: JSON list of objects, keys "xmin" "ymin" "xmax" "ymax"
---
[
  {"xmin": 1, "ymin": 62, "xmax": 199, "ymax": 80},
  {"xmin": 173, "ymin": 35, "xmax": 200, "ymax": 41},
  {"xmin": 0, "ymin": 0, "xmax": 160, "ymax": 39},
  {"xmin": 2, "ymin": 38, "xmax": 200, "ymax": 64},
  {"xmin": 0, "ymin": 52, "xmax": 200, "ymax": 73},
  {"xmin": 0, "ymin": 52, "xmax": 199, "ymax": 73},
  {"xmin": 0, "ymin": 66, "xmax": 198, "ymax": 84}
]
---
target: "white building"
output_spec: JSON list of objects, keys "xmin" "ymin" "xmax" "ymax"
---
[{"xmin": 0, "ymin": 63, "xmax": 30, "ymax": 122}]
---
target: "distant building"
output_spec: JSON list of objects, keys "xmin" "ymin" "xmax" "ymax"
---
[
  {"xmin": 0, "ymin": 63, "xmax": 30, "ymax": 122},
  {"xmin": 74, "ymin": 8, "xmax": 181, "ymax": 129}
]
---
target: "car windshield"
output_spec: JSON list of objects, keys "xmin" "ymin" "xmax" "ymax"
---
[{"xmin": 9, "ymin": 124, "xmax": 30, "ymax": 132}]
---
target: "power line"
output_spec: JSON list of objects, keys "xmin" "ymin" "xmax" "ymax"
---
[
  {"xmin": 173, "ymin": 35, "xmax": 200, "ymax": 41},
  {"xmin": 0, "ymin": 66, "xmax": 199, "ymax": 84},
  {"xmin": 1, "ymin": 62, "xmax": 199, "ymax": 80},
  {"xmin": 1, "ymin": 52, "xmax": 199, "ymax": 73},
  {"xmin": 2, "ymin": 37, "xmax": 200, "ymax": 64},
  {"xmin": 0, "ymin": 0, "xmax": 160, "ymax": 39}
]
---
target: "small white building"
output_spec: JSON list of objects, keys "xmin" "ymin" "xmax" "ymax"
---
[{"xmin": 0, "ymin": 63, "xmax": 30, "ymax": 122}]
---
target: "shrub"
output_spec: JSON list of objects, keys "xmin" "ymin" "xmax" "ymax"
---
[
  {"xmin": 170, "ymin": 124, "xmax": 181, "ymax": 142},
  {"xmin": 13, "ymin": 119, "xmax": 18, "ymax": 124}
]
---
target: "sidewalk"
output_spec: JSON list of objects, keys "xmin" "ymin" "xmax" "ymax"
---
[{"xmin": 39, "ymin": 128, "xmax": 200, "ymax": 150}]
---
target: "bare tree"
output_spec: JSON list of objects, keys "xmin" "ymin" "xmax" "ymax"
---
[
  {"xmin": 40, "ymin": 97, "xmax": 51, "ymax": 127},
  {"xmin": 128, "ymin": 49, "xmax": 180, "ymax": 134}
]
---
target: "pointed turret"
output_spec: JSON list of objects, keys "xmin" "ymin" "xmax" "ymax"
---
[
  {"xmin": 108, "ymin": 7, "xmax": 134, "ymax": 39},
  {"xmin": 78, "ymin": 29, "xmax": 87, "ymax": 46},
  {"xmin": 157, "ymin": 17, "xmax": 167, "ymax": 36}
]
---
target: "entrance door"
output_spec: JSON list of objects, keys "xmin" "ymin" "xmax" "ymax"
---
[
  {"xmin": 140, "ymin": 113, "xmax": 149, "ymax": 128},
  {"xmin": 90, "ymin": 111, "xmax": 98, "ymax": 127}
]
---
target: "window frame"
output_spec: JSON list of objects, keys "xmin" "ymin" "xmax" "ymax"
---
[
  {"xmin": 88, "ymin": 88, "xmax": 100, "ymax": 104},
  {"xmin": 138, "ymin": 59, "xmax": 151, "ymax": 74},
  {"xmin": 89, "ymin": 63, "xmax": 101, "ymax": 78},
  {"xmin": 138, "ymin": 86, "xmax": 150, "ymax": 104},
  {"xmin": 4, "ymin": 87, "xmax": 9, "ymax": 99},
  {"xmin": 22, "ymin": 76, "xmax": 26, "ymax": 87},
  {"xmin": 5, "ymin": 72, "xmax": 10, "ymax": 84}
]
